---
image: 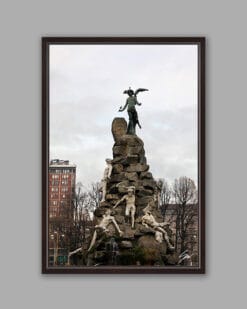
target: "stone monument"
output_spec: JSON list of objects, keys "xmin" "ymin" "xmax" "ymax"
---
[{"xmin": 87, "ymin": 90, "xmax": 177, "ymax": 266}]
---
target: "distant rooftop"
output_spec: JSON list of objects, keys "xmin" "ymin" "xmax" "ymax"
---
[{"xmin": 49, "ymin": 159, "xmax": 76, "ymax": 168}]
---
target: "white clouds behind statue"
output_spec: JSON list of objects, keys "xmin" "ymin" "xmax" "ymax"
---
[{"xmin": 49, "ymin": 44, "xmax": 198, "ymax": 186}]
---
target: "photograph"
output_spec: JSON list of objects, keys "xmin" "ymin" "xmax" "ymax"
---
[{"xmin": 42, "ymin": 37, "xmax": 205, "ymax": 274}]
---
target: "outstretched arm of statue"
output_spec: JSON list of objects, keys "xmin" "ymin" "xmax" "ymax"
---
[
  {"xmin": 119, "ymin": 100, "xmax": 128, "ymax": 112},
  {"xmin": 88, "ymin": 230, "xmax": 98, "ymax": 252},
  {"xmin": 113, "ymin": 195, "xmax": 126, "ymax": 208}
]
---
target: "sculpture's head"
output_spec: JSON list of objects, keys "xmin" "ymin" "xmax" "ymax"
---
[
  {"xmin": 127, "ymin": 186, "xmax": 135, "ymax": 196},
  {"xmin": 105, "ymin": 158, "xmax": 112, "ymax": 164},
  {"xmin": 123, "ymin": 87, "xmax": 134, "ymax": 96},
  {"xmin": 105, "ymin": 209, "xmax": 111, "ymax": 216}
]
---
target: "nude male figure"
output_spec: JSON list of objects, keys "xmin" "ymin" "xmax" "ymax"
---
[
  {"xmin": 113, "ymin": 186, "xmax": 136, "ymax": 229},
  {"xmin": 141, "ymin": 210, "xmax": 174, "ymax": 250},
  {"xmin": 100, "ymin": 158, "xmax": 113, "ymax": 203},
  {"xmin": 88, "ymin": 209, "xmax": 123, "ymax": 252}
]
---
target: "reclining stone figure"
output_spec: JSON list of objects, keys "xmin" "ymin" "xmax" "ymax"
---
[
  {"xmin": 141, "ymin": 210, "xmax": 174, "ymax": 250},
  {"xmin": 88, "ymin": 209, "xmax": 123, "ymax": 252}
]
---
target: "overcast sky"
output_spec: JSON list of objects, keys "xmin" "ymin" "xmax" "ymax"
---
[{"xmin": 49, "ymin": 44, "xmax": 198, "ymax": 187}]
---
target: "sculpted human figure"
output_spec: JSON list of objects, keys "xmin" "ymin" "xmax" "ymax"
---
[
  {"xmin": 154, "ymin": 230, "xmax": 163, "ymax": 243},
  {"xmin": 118, "ymin": 87, "xmax": 148, "ymax": 135},
  {"xmin": 100, "ymin": 158, "xmax": 113, "ymax": 202},
  {"xmin": 141, "ymin": 210, "xmax": 174, "ymax": 250},
  {"xmin": 178, "ymin": 250, "xmax": 193, "ymax": 266},
  {"xmin": 113, "ymin": 186, "xmax": 136, "ymax": 229},
  {"xmin": 154, "ymin": 180, "xmax": 162, "ymax": 207},
  {"xmin": 88, "ymin": 209, "xmax": 123, "ymax": 252}
]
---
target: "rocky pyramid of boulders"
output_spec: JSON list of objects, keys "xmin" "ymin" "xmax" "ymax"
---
[{"xmin": 88, "ymin": 118, "xmax": 177, "ymax": 266}]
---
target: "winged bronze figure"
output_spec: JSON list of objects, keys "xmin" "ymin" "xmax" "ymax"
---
[
  {"xmin": 119, "ymin": 87, "xmax": 149, "ymax": 135},
  {"xmin": 123, "ymin": 87, "xmax": 149, "ymax": 97}
]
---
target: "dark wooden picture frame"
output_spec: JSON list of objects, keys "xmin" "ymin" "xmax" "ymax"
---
[{"xmin": 42, "ymin": 37, "xmax": 205, "ymax": 274}]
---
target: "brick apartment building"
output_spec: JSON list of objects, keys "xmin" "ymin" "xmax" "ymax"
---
[
  {"xmin": 48, "ymin": 159, "xmax": 76, "ymax": 265},
  {"xmin": 49, "ymin": 159, "xmax": 76, "ymax": 219}
]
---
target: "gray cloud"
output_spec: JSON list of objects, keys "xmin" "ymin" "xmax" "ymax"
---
[{"xmin": 50, "ymin": 44, "xmax": 198, "ymax": 186}]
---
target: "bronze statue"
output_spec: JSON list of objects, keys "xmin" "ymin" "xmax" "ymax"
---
[{"xmin": 118, "ymin": 87, "xmax": 148, "ymax": 135}]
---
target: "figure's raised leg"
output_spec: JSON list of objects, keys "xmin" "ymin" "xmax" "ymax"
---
[
  {"xmin": 157, "ymin": 227, "xmax": 174, "ymax": 250},
  {"xmin": 112, "ymin": 218, "xmax": 124, "ymax": 237},
  {"xmin": 88, "ymin": 230, "xmax": 98, "ymax": 252}
]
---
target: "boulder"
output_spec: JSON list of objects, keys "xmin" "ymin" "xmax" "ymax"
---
[
  {"xmin": 126, "ymin": 155, "xmax": 139, "ymax": 165},
  {"xmin": 125, "ymin": 172, "xmax": 138, "ymax": 182},
  {"xmin": 105, "ymin": 194, "xmax": 119, "ymax": 200},
  {"xmin": 127, "ymin": 146, "xmax": 143, "ymax": 155},
  {"xmin": 139, "ymin": 156, "xmax": 147, "ymax": 165},
  {"xmin": 113, "ymin": 145, "xmax": 127, "ymax": 156},
  {"xmin": 163, "ymin": 253, "xmax": 179, "ymax": 265},
  {"xmin": 108, "ymin": 184, "xmax": 119, "ymax": 194},
  {"xmin": 136, "ymin": 196, "xmax": 154, "ymax": 207},
  {"xmin": 112, "ymin": 156, "xmax": 125, "ymax": 164},
  {"xmin": 137, "ymin": 235, "xmax": 167, "ymax": 265},
  {"xmin": 116, "ymin": 134, "xmax": 144, "ymax": 147},
  {"xmin": 136, "ymin": 188, "xmax": 154, "ymax": 197},
  {"xmin": 126, "ymin": 163, "xmax": 149, "ymax": 173},
  {"xmin": 116, "ymin": 181, "xmax": 130, "ymax": 193},
  {"xmin": 115, "ymin": 215, "xmax": 125, "ymax": 224},
  {"xmin": 142, "ymin": 179, "xmax": 157, "ymax": 190},
  {"xmin": 120, "ymin": 241, "xmax": 133, "ymax": 249},
  {"xmin": 112, "ymin": 118, "xmax": 127, "ymax": 142},
  {"xmin": 110, "ymin": 173, "xmax": 126, "ymax": 183},
  {"xmin": 112, "ymin": 164, "xmax": 123, "ymax": 174},
  {"xmin": 140, "ymin": 171, "xmax": 153, "ymax": 179}
]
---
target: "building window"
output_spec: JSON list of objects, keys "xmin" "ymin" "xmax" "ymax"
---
[
  {"xmin": 61, "ymin": 180, "xmax": 68, "ymax": 185},
  {"xmin": 62, "ymin": 174, "xmax": 69, "ymax": 179},
  {"xmin": 51, "ymin": 187, "xmax": 59, "ymax": 192},
  {"xmin": 61, "ymin": 187, "xmax": 68, "ymax": 192},
  {"xmin": 63, "ymin": 169, "xmax": 71, "ymax": 174},
  {"xmin": 50, "ymin": 193, "xmax": 59, "ymax": 199},
  {"xmin": 52, "ymin": 174, "xmax": 59, "ymax": 179},
  {"xmin": 49, "ymin": 207, "xmax": 58, "ymax": 218}
]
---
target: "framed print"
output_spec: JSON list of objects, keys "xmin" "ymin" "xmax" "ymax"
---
[{"xmin": 42, "ymin": 37, "xmax": 205, "ymax": 274}]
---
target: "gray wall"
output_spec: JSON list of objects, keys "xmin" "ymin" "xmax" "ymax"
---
[{"xmin": 0, "ymin": 0, "xmax": 246, "ymax": 308}]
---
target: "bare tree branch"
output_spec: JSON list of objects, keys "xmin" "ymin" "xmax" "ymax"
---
[{"xmin": 172, "ymin": 177, "xmax": 198, "ymax": 253}]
